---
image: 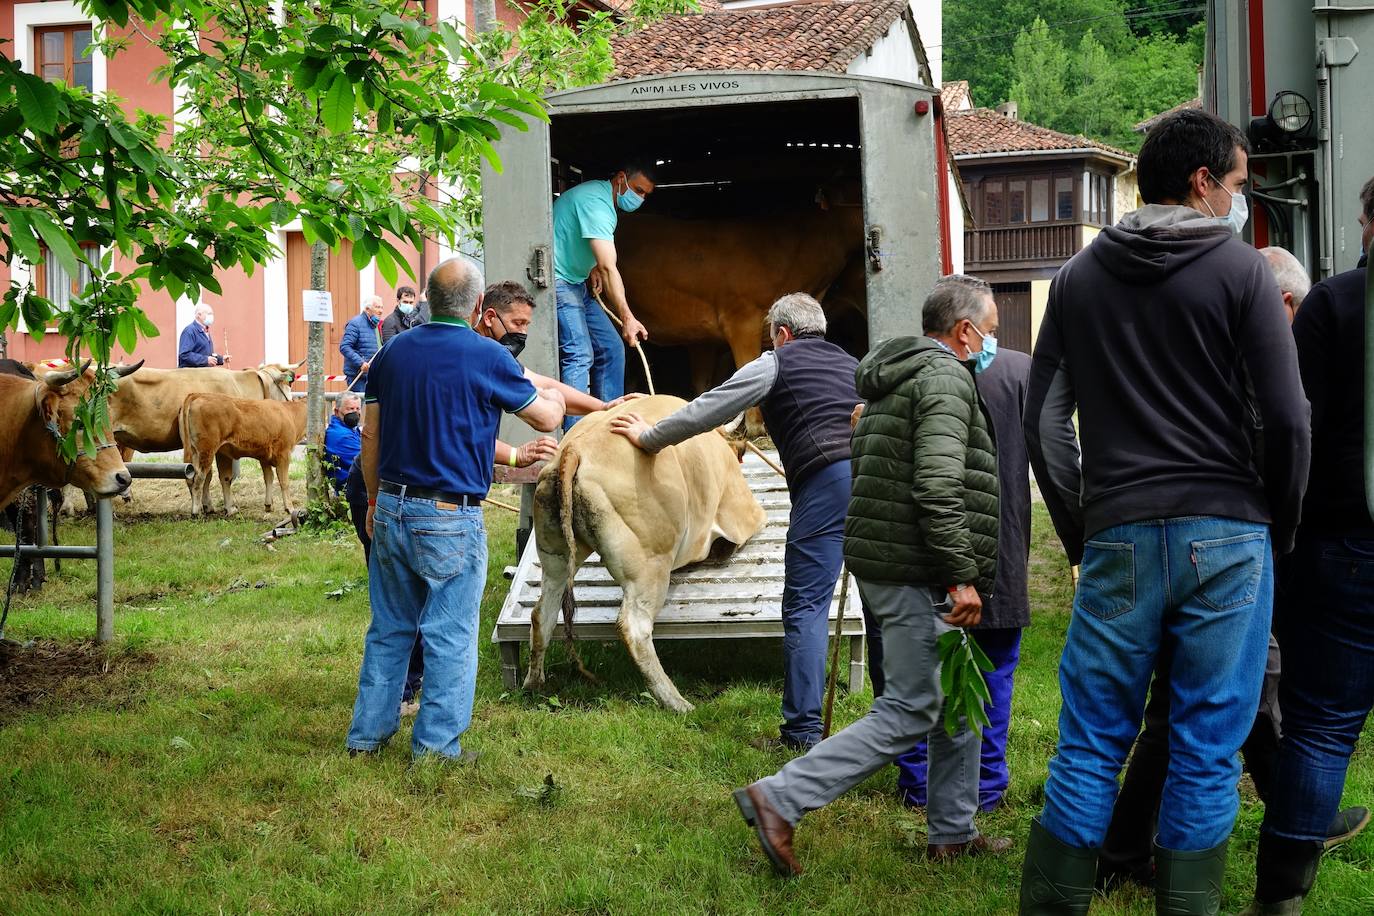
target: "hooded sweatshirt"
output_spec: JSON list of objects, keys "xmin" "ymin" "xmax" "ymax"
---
[
  {"xmin": 844, "ymin": 336, "xmax": 999, "ymax": 592},
  {"xmin": 1024, "ymin": 205, "xmax": 1311, "ymax": 562}
]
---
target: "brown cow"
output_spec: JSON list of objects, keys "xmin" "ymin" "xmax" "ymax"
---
[
  {"xmin": 616, "ymin": 187, "xmax": 865, "ymax": 373},
  {"xmin": 179, "ymin": 393, "xmax": 308, "ymax": 517},
  {"xmin": 526, "ymin": 395, "xmax": 766, "ymax": 712},
  {"xmin": 0, "ymin": 361, "xmax": 139, "ymax": 511}
]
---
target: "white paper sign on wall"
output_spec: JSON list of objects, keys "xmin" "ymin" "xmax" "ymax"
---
[{"xmin": 302, "ymin": 290, "xmax": 333, "ymax": 323}]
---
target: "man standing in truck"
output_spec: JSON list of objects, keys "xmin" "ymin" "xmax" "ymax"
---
[{"xmin": 552, "ymin": 162, "xmax": 655, "ymax": 427}]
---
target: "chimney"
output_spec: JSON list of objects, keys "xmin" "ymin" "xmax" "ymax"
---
[{"xmin": 996, "ymin": 100, "xmax": 1019, "ymax": 120}]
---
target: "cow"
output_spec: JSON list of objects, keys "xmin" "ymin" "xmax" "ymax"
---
[
  {"xmin": 179, "ymin": 393, "xmax": 309, "ymax": 517},
  {"xmin": 616, "ymin": 184, "xmax": 865, "ymax": 374},
  {"xmin": 525, "ymin": 395, "xmax": 767, "ymax": 713},
  {"xmin": 0, "ymin": 360, "xmax": 138, "ymax": 512}
]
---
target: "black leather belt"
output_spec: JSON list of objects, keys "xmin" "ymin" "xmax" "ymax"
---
[{"xmin": 379, "ymin": 481, "xmax": 482, "ymax": 506}]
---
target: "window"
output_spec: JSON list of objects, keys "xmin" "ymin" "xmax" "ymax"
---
[
  {"xmin": 1030, "ymin": 178, "xmax": 1050, "ymax": 222},
  {"xmin": 1056, "ymin": 176, "xmax": 1076, "ymax": 221},
  {"xmin": 35, "ymin": 245, "xmax": 96, "ymax": 311},
  {"xmin": 984, "ymin": 179, "xmax": 1004, "ymax": 226},
  {"xmin": 1007, "ymin": 180, "xmax": 1027, "ymax": 224},
  {"xmin": 35, "ymin": 25, "xmax": 93, "ymax": 92}
]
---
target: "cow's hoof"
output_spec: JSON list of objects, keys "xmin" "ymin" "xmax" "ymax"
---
[
  {"xmin": 521, "ymin": 675, "xmax": 545, "ymax": 693},
  {"xmin": 226, "ymin": 508, "xmax": 239, "ymax": 517},
  {"xmin": 663, "ymin": 697, "xmax": 695, "ymax": 714}
]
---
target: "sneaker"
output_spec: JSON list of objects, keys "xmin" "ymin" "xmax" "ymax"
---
[
  {"xmin": 347, "ymin": 746, "xmax": 379, "ymax": 758},
  {"xmin": 399, "ymin": 700, "xmax": 421, "ymax": 717},
  {"xmin": 1325, "ymin": 806, "xmax": 1370, "ymax": 849}
]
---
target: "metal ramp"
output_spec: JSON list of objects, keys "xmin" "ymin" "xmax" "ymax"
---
[{"xmin": 492, "ymin": 450, "xmax": 867, "ymax": 692}]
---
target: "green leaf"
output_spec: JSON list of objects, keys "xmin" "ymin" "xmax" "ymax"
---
[
  {"xmin": 2, "ymin": 208, "xmax": 44, "ymax": 265},
  {"xmin": 969, "ymin": 634, "xmax": 995, "ymax": 673},
  {"xmin": 373, "ymin": 242, "xmax": 398, "ymax": 287},
  {"xmin": 114, "ymin": 311, "xmax": 139, "ymax": 355},
  {"xmin": 15, "ymin": 73, "xmax": 59, "ymax": 134},
  {"xmin": 131, "ymin": 307, "xmax": 161, "ymax": 338},
  {"xmin": 27, "ymin": 210, "xmax": 81, "ymax": 279},
  {"xmin": 321, "ymin": 73, "xmax": 355, "ymax": 133}
]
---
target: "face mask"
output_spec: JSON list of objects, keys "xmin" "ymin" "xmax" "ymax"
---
[
  {"xmin": 202, "ymin": 315, "xmax": 214, "ymax": 327},
  {"xmin": 367, "ymin": 313, "xmax": 380, "ymax": 326},
  {"xmin": 1205, "ymin": 176, "xmax": 1249, "ymax": 236},
  {"xmin": 616, "ymin": 178, "xmax": 644, "ymax": 213},
  {"xmin": 968, "ymin": 323, "xmax": 998, "ymax": 374},
  {"xmin": 489, "ymin": 312, "xmax": 527, "ymax": 359},
  {"xmin": 341, "ymin": 411, "xmax": 361, "ymax": 428},
  {"xmin": 398, "ymin": 302, "xmax": 415, "ymax": 315}
]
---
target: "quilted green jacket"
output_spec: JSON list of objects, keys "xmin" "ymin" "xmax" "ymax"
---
[{"xmin": 843, "ymin": 336, "xmax": 999, "ymax": 593}]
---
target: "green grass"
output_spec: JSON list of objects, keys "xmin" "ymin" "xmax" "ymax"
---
[{"xmin": 1, "ymin": 500, "xmax": 1371, "ymax": 914}]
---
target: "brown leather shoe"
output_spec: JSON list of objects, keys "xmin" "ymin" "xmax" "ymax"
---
[
  {"xmin": 928, "ymin": 833, "xmax": 1014, "ymax": 861},
  {"xmin": 733, "ymin": 784, "xmax": 802, "ymax": 877}
]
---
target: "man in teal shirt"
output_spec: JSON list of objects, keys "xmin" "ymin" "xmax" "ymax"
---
[{"xmin": 552, "ymin": 162, "xmax": 655, "ymax": 426}]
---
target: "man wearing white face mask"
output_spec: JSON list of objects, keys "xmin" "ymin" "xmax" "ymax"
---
[
  {"xmin": 178, "ymin": 304, "xmax": 229, "ymax": 367},
  {"xmin": 1017, "ymin": 108, "xmax": 1311, "ymax": 915},
  {"xmin": 552, "ymin": 162, "xmax": 656, "ymax": 428},
  {"xmin": 380, "ymin": 286, "xmax": 425, "ymax": 344}
]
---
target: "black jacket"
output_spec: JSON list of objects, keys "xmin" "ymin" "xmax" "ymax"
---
[
  {"xmin": 380, "ymin": 308, "xmax": 425, "ymax": 344},
  {"xmin": 1025, "ymin": 205, "xmax": 1311, "ymax": 561},
  {"xmin": 1292, "ymin": 266, "xmax": 1371, "ymax": 535},
  {"xmin": 974, "ymin": 348, "xmax": 1032, "ymax": 630}
]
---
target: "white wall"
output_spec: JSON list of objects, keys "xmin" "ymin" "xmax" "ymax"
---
[{"xmin": 846, "ymin": 22, "xmax": 921, "ymax": 82}]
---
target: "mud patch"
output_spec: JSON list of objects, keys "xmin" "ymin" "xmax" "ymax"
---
[{"xmin": 0, "ymin": 639, "xmax": 156, "ymax": 725}]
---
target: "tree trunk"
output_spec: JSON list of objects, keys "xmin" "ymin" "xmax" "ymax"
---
[
  {"xmin": 473, "ymin": 0, "xmax": 497, "ymax": 34},
  {"xmin": 305, "ymin": 240, "xmax": 329, "ymax": 509}
]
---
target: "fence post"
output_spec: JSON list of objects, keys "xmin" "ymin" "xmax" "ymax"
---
[{"xmin": 96, "ymin": 498, "xmax": 114, "ymax": 643}]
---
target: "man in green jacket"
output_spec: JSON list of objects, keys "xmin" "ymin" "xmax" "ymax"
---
[{"xmin": 733, "ymin": 274, "xmax": 1010, "ymax": 875}]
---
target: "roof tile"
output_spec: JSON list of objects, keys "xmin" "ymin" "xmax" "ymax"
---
[
  {"xmin": 611, "ymin": 0, "xmax": 910, "ymax": 80},
  {"xmin": 948, "ymin": 108, "xmax": 1133, "ymax": 161}
]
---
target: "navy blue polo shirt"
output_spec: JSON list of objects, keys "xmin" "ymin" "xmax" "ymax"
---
[{"xmin": 364, "ymin": 315, "xmax": 537, "ymax": 496}]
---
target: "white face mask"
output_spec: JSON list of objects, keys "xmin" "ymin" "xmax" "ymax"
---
[
  {"xmin": 202, "ymin": 314, "xmax": 214, "ymax": 327},
  {"xmin": 1204, "ymin": 176, "xmax": 1249, "ymax": 236}
]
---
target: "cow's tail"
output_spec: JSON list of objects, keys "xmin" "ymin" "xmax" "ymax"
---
[
  {"xmin": 555, "ymin": 446, "xmax": 597, "ymax": 684},
  {"xmin": 178, "ymin": 395, "xmax": 194, "ymax": 461}
]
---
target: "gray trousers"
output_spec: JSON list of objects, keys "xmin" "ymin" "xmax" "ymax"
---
[{"xmin": 756, "ymin": 580, "xmax": 981, "ymax": 845}]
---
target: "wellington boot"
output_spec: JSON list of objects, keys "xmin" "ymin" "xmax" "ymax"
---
[
  {"xmin": 1019, "ymin": 818, "xmax": 1098, "ymax": 915},
  {"xmin": 1241, "ymin": 831, "xmax": 1324, "ymax": 916},
  {"xmin": 1154, "ymin": 839, "xmax": 1227, "ymax": 915}
]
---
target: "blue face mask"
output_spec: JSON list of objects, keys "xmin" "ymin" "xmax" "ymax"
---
[
  {"xmin": 969, "ymin": 324, "xmax": 998, "ymax": 374},
  {"xmin": 616, "ymin": 179, "xmax": 644, "ymax": 213}
]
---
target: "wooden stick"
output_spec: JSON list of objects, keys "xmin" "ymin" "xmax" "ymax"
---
[
  {"xmin": 821, "ymin": 568, "xmax": 851, "ymax": 740},
  {"xmin": 744, "ymin": 440, "xmax": 785, "ymax": 477},
  {"xmin": 483, "ymin": 496, "xmax": 521, "ymax": 514},
  {"xmin": 592, "ymin": 290, "xmax": 656, "ymax": 395}
]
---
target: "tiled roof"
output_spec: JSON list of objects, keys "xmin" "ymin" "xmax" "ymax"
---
[
  {"xmin": 948, "ymin": 108, "xmax": 1134, "ymax": 161},
  {"xmin": 611, "ymin": 0, "xmax": 910, "ymax": 80},
  {"xmin": 1134, "ymin": 97, "xmax": 1202, "ymax": 133},
  {"xmin": 940, "ymin": 80, "xmax": 970, "ymax": 111}
]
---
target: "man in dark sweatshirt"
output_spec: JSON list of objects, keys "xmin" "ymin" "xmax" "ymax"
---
[
  {"xmin": 1018, "ymin": 108, "xmax": 1310, "ymax": 916},
  {"xmin": 1242, "ymin": 175, "xmax": 1374, "ymax": 915}
]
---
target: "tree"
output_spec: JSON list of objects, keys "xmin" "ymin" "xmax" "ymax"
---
[
  {"xmin": 1009, "ymin": 17, "xmax": 1069, "ymax": 128},
  {"xmin": 2, "ymin": 0, "xmax": 546, "ymax": 469},
  {"xmin": 1061, "ymin": 29, "xmax": 1126, "ymax": 142}
]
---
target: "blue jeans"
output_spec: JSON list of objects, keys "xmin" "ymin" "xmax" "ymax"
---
[
  {"xmin": 894, "ymin": 627, "xmax": 1022, "ymax": 810},
  {"xmin": 556, "ymin": 279, "xmax": 625, "ymax": 429},
  {"xmin": 346, "ymin": 491, "xmax": 486, "ymax": 759},
  {"xmin": 1039, "ymin": 516, "xmax": 1273, "ymax": 851},
  {"xmin": 779, "ymin": 459, "xmax": 850, "ymax": 747},
  {"xmin": 1263, "ymin": 534, "xmax": 1374, "ymax": 843}
]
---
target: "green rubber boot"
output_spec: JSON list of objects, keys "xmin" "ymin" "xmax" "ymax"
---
[
  {"xmin": 1238, "ymin": 831, "xmax": 1324, "ymax": 915},
  {"xmin": 1019, "ymin": 818, "xmax": 1098, "ymax": 915},
  {"xmin": 1154, "ymin": 839, "xmax": 1227, "ymax": 916}
]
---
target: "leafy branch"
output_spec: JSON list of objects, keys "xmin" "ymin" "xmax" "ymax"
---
[{"xmin": 937, "ymin": 628, "xmax": 994, "ymax": 738}]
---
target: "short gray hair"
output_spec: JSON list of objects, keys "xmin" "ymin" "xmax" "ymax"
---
[
  {"xmin": 336, "ymin": 392, "xmax": 362, "ymax": 412},
  {"xmin": 427, "ymin": 255, "xmax": 484, "ymax": 319},
  {"xmin": 766, "ymin": 293, "xmax": 827, "ymax": 338},
  {"xmin": 361, "ymin": 294, "xmax": 383, "ymax": 311},
  {"xmin": 922, "ymin": 274, "xmax": 994, "ymax": 335},
  {"xmin": 1260, "ymin": 247, "xmax": 1311, "ymax": 308}
]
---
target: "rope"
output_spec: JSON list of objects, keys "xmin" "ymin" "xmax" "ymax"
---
[{"xmin": 591, "ymin": 290, "xmax": 656, "ymax": 396}]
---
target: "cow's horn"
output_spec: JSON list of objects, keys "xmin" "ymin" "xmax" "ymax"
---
[
  {"xmin": 292, "ymin": 358, "xmax": 306, "ymax": 369},
  {"xmin": 112, "ymin": 359, "xmax": 145, "ymax": 378},
  {"xmin": 45, "ymin": 359, "xmax": 91, "ymax": 387}
]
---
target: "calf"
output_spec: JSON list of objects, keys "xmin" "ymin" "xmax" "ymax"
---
[
  {"xmin": 179, "ymin": 394, "xmax": 308, "ymax": 516},
  {"xmin": 526, "ymin": 395, "xmax": 766, "ymax": 712}
]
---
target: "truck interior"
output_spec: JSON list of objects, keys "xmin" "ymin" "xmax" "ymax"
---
[{"xmin": 548, "ymin": 96, "xmax": 868, "ymax": 397}]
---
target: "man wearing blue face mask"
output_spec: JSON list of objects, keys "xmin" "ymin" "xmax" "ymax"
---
[
  {"xmin": 1018, "ymin": 108, "xmax": 1310, "ymax": 915},
  {"xmin": 552, "ymin": 162, "xmax": 656, "ymax": 429},
  {"xmin": 380, "ymin": 286, "xmax": 425, "ymax": 344}
]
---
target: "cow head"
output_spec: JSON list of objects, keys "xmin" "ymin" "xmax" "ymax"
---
[
  {"xmin": 35, "ymin": 361, "xmax": 140, "ymax": 497},
  {"xmin": 715, "ymin": 414, "xmax": 750, "ymax": 462},
  {"xmin": 257, "ymin": 359, "xmax": 306, "ymax": 399}
]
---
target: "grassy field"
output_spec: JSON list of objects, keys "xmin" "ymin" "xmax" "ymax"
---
[{"xmin": 1, "ymin": 486, "xmax": 1371, "ymax": 914}]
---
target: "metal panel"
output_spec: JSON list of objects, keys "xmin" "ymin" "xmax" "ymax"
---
[
  {"xmin": 1319, "ymin": 6, "xmax": 1373, "ymax": 273},
  {"xmin": 482, "ymin": 115, "xmax": 554, "ymax": 446},
  {"xmin": 860, "ymin": 80, "xmax": 941, "ymax": 343}
]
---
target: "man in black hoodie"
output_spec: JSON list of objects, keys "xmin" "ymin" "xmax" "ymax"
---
[{"xmin": 1018, "ymin": 108, "xmax": 1311, "ymax": 916}]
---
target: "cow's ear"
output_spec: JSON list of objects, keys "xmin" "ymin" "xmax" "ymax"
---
[{"xmin": 37, "ymin": 389, "xmax": 60, "ymax": 428}]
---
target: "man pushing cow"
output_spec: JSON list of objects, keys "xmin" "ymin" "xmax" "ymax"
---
[{"xmin": 612, "ymin": 292, "xmax": 857, "ymax": 752}]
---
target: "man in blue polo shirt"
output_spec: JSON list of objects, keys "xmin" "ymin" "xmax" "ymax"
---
[
  {"xmin": 346, "ymin": 255, "xmax": 564, "ymax": 761},
  {"xmin": 553, "ymin": 162, "xmax": 656, "ymax": 425}
]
